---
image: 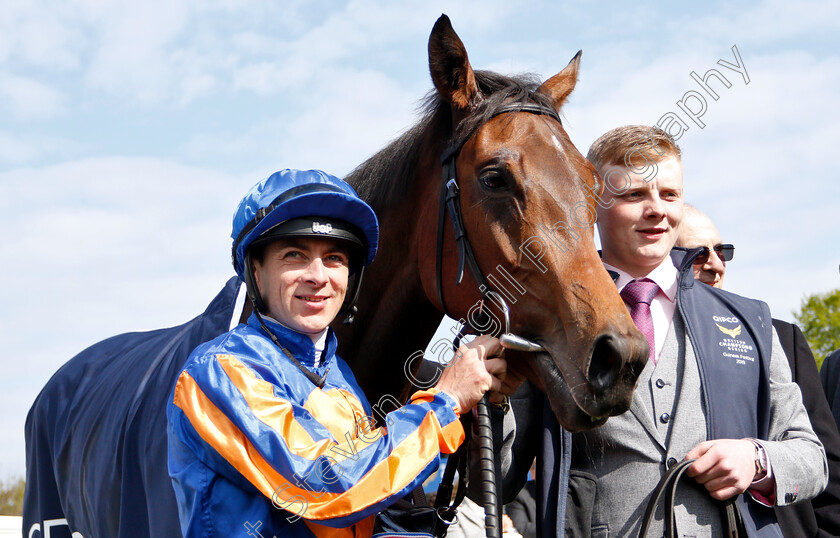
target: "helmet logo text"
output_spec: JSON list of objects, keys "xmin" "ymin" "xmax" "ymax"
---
[{"xmin": 312, "ymin": 222, "xmax": 333, "ymax": 234}]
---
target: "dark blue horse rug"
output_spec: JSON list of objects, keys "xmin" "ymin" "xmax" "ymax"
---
[{"xmin": 23, "ymin": 276, "xmax": 241, "ymax": 538}]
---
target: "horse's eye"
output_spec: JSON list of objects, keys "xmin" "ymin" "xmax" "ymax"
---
[{"xmin": 479, "ymin": 171, "xmax": 508, "ymax": 191}]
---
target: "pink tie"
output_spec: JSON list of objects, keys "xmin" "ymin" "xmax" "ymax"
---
[{"xmin": 621, "ymin": 278, "xmax": 660, "ymax": 363}]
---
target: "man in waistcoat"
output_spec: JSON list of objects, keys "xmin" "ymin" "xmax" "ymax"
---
[
  {"xmin": 567, "ymin": 125, "xmax": 828, "ymax": 536},
  {"xmin": 496, "ymin": 126, "xmax": 828, "ymax": 537}
]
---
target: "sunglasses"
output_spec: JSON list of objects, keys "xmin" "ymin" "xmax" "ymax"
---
[{"xmin": 694, "ymin": 243, "xmax": 734, "ymax": 264}]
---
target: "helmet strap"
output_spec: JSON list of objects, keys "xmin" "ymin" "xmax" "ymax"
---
[
  {"xmin": 340, "ymin": 265, "xmax": 366, "ymax": 325},
  {"xmin": 342, "ymin": 306, "xmax": 358, "ymax": 325},
  {"xmin": 252, "ymin": 308, "xmax": 328, "ymax": 388},
  {"xmin": 243, "ymin": 251, "xmax": 266, "ymax": 313}
]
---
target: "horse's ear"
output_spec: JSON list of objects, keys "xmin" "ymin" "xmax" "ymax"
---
[
  {"xmin": 428, "ymin": 14, "xmax": 479, "ymax": 111},
  {"xmin": 538, "ymin": 50, "xmax": 582, "ymax": 110}
]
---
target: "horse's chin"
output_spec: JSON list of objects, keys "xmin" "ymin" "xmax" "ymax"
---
[{"xmin": 526, "ymin": 352, "xmax": 620, "ymax": 432}]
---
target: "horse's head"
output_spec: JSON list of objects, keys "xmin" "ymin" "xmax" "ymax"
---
[{"xmin": 418, "ymin": 15, "xmax": 649, "ymax": 431}]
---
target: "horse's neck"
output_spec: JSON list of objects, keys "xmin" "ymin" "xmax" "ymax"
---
[
  {"xmin": 336, "ymin": 254, "xmax": 443, "ymax": 404},
  {"xmin": 337, "ymin": 120, "xmax": 449, "ymax": 403}
]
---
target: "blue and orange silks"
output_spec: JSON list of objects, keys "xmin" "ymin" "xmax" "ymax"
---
[{"xmin": 167, "ymin": 313, "xmax": 463, "ymax": 538}]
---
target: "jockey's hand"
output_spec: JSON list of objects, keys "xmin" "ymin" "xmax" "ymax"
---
[
  {"xmin": 436, "ymin": 335, "xmax": 504, "ymax": 413},
  {"xmin": 485, "ymin": 355, "xmax": 525, "ymax": 404},
  {"xmin": 684, "ymin": 439, "xmax": 759, "ymax": 500}
]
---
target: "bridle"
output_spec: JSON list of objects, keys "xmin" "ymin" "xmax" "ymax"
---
[
  {"xmin": 435, "ymin": 100, "xmax": 563, "ymax": 332},
  {"xmin": 432, "ymin": 100, "xmax": 561, "ymax": 538}
]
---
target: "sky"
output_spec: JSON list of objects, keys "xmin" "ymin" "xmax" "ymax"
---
[{"xmin": 1, "ymin": 0, "xmax": 838, "ymax": 478}]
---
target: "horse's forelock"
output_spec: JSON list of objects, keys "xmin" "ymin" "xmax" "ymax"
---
[
  {"xmin": 345, "ymin": 71, "xmax": 549, "ymax": 210},
  {"xmin": 452, "ymin": 71, "xmax": 551, "ymax": 149}
]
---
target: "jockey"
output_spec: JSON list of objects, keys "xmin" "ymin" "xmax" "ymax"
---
[{"xmin": 166, "ymin": 169, "xmax": 508, "ymax": 537}]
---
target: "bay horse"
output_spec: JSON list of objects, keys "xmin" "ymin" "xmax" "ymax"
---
[
  {"xmin": 23, "ymin": 14, "xmax": 647, "ymax": 538},
  {"xmin": 338, "ymin": 15, "xmax": 647, "ymax": 430}
]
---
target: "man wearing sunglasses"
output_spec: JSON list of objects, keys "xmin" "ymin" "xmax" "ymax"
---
[
  {"xmin": 677, "ymin": 205, "xmax": 840, "ymax": 537},
  {"xmin": 676, "ymin": 204, "xmax": 734, "ymax": 289}
]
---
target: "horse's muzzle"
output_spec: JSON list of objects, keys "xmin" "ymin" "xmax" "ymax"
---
[
  {"xmin": 587, "ymin": 334, "xmax": 624, "ymax": 393},
  {"xmin": 584, "ymin": 331, "xmax": 647, "ymax": 416}
]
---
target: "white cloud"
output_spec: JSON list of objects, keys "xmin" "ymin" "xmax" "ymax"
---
[
  {"xmin": 0, "ymin": 130, "xmax": 90, "ymax": 166},
  {"xmin": 185, "ymin": 66, "xmax": 419, "ymax": 176},
  {"xmin": 233, "ymin": 61, "xmax": 296, "ymax": 94},
  {"xmin": 0, "ymin": 157, "xmax": 250, "ymax": 354},
  {"xmin": 0, "ymin": 1, "xmax": 85, "ymax": 71},
  {"xmin": 0, "ymin": 131, "xmax": 38, "ymax": 163},
  {"xmin": 0, "ymin": 0, "xmax": 520, "ymax": 113},
  {"xmin": 0, "ymin": 72, "xmax": 66, "ymax": 120},
  {"xmin": 681, "ymin": 0, "xmax": 840, "ymax": 47}
]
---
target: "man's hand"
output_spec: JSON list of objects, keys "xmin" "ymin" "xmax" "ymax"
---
[
  {"xmin": 435, "ymin": 335, "xmax": 505, "ymax": 413},
  {"xmin": 502, "ymin": 513, "xmax": 517, "ymax": 535},
  {"xmin": 486, "ymin": 354, "xmax": 525, "ymax": 404},
  {"xmin": 684, "ymin": 439, "xmax": 758, "ymax": 500}
]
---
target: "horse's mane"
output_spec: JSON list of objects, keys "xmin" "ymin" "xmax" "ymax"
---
[{"xmin": 346, "ymin": 70, "xmax": 551, "ymax": 209}]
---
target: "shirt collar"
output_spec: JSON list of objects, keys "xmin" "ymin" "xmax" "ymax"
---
[
  {"xmin": 246, "ymin": 312, "xmax": 336, "ymax": 366},
  {"xmin": 603, "ymin": 259, "xmax": 679, "ymax": 303}
]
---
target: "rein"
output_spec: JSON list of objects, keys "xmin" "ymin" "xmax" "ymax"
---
[{"xmin": 433, "ymin": 102, "xmax": 560, "ymax": 537}]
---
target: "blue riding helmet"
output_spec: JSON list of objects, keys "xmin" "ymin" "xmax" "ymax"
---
[{"xmin": 231, "ymin": 169, "xmax": 379, "ymax": 317}]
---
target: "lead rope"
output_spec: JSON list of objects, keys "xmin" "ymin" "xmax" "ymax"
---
[
  {"xmin": 476, "ymin": 396, "xmax": 501, "ymax": 538},
  {"xmin": 450, "ymin": 328, "xmax": 502, "ymax": 538}
]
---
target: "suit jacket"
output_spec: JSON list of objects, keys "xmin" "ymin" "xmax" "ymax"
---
[
  {"xmin": 773, "ymin": 320, "xmax": 840, "ymax": 537},
  {"xmin": 506, "ymin": 481, "xmax": 537, "ymax": 538},
  {"xmin": 821, "ymin": 350, "xmax": 840, "ymax": 437},
  {"xmin": 570, "ymin": 312, "xmax": 826, "ymax": 537}
]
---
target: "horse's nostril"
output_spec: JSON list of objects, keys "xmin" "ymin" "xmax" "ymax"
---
[{"xmin": 588, "ymin": 334, "xmax": 623, "ymax": 393}]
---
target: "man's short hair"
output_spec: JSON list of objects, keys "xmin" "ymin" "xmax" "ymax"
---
[{"xmin": 587, "ymin": 125, "xmax": 682, "ymax": 172}]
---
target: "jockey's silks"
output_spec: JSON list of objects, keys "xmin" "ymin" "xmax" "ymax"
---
[{"xmin": 167, "ymin": 312, "xmax": 463, "ymax": 537}]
